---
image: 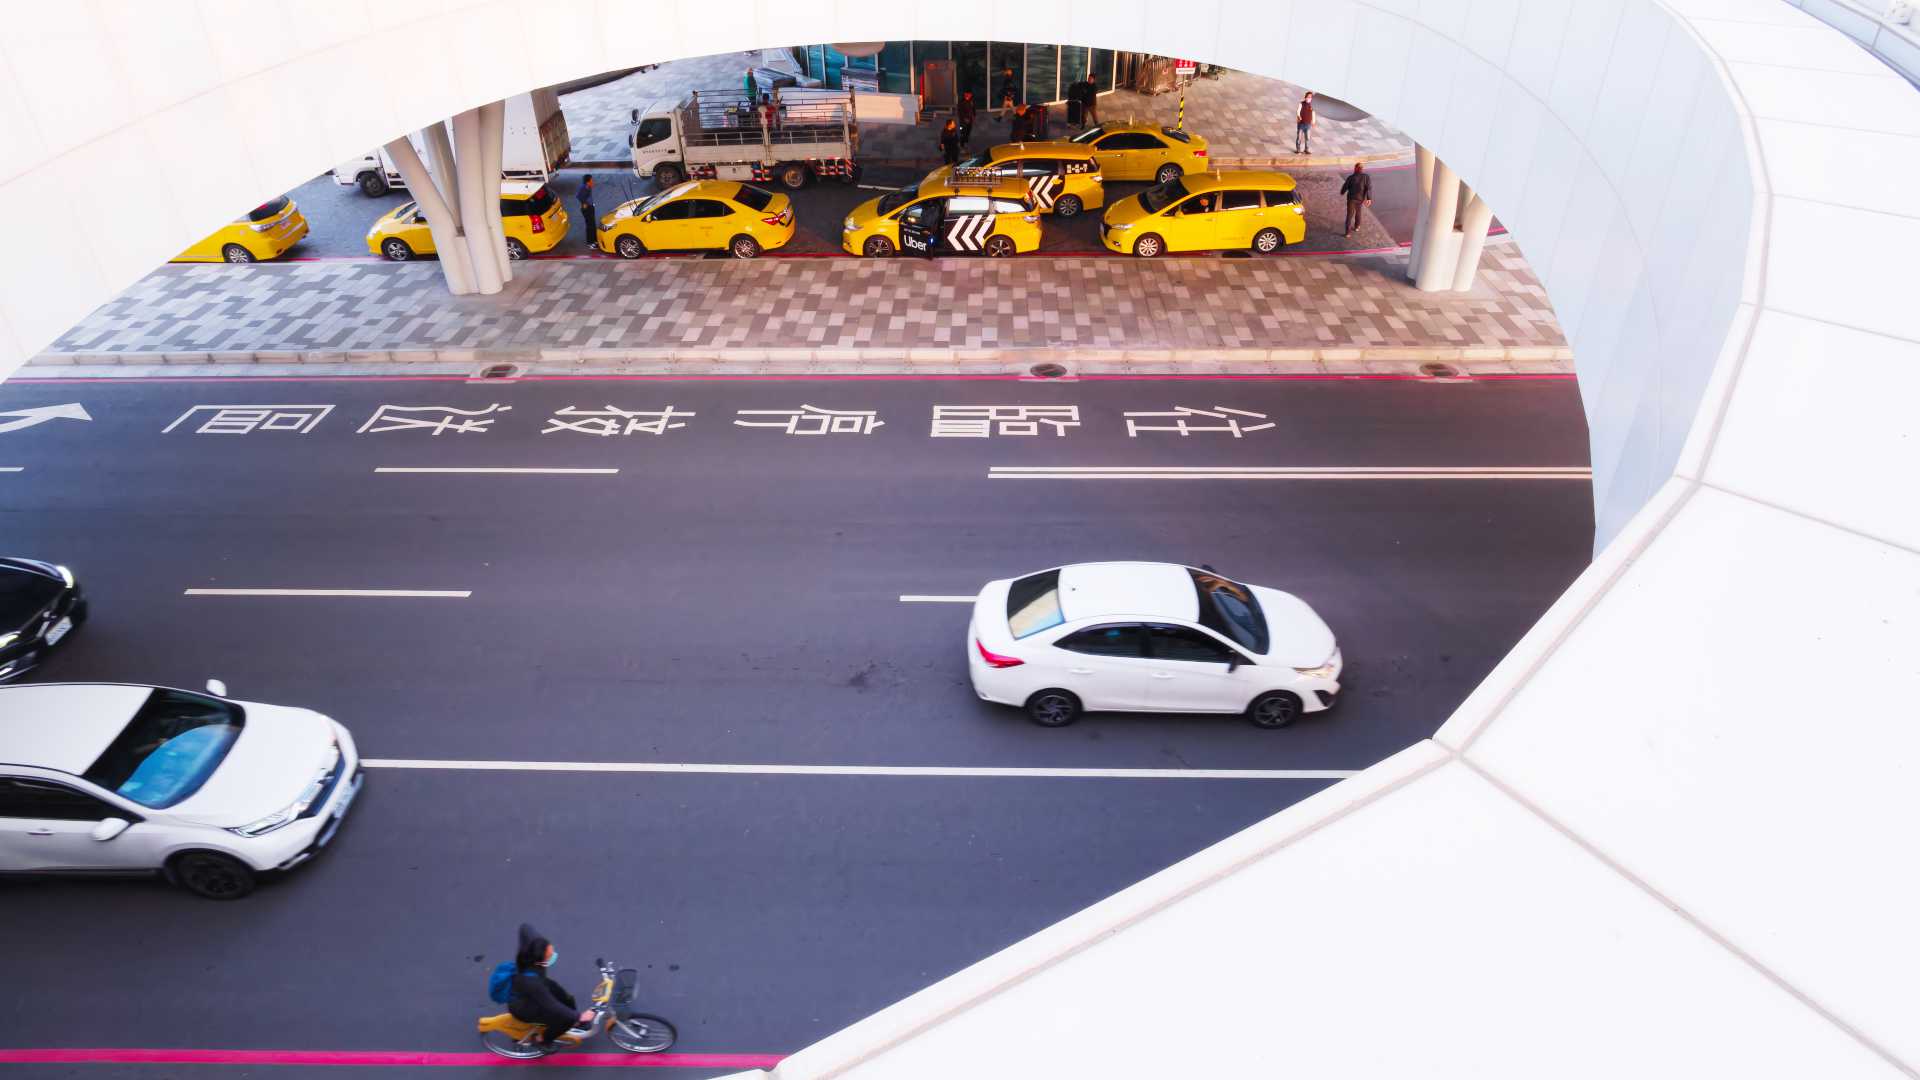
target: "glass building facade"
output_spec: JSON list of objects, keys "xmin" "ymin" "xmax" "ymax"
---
[{"xmin": 797, "ymin": 42, "xmax": 1127, "ymax": 105}]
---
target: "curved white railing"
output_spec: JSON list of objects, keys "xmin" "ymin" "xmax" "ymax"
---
[{"xmin": 1788, "ymin": 0, "xmax": 1920, "ymax": 83}]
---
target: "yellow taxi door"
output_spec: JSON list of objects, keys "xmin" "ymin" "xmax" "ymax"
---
[
  {"xmin": 1214, "ymin": 190, "xmax": 1266, "ymax": 248},
  {"xmin": 641, "ymin": 199, "xmax": 697, "ymax": 248},
  {"xmin": 683, "ymin": 199, "xmax": 727, "ymax": 248},
  {"xmin": 1091, "ymin": 133, "xmax": 1151, "ymax": 180},
  {"xmin": 1166, "ymin": 195, "xmax": 1225, "ymax": 251}
]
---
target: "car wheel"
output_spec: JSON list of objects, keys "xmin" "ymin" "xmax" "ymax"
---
[
  {"xmin": 381, "ymin": 238, "xmax": 414, "ymax": 262},
  {"xmin": 778, "ymin": 164, "xmax": 809, "ymax": 190},
  {"xmin": 653, "ymin": 163, "xmax": 685, "ymax": 189},
  {"xmin": 170, "ymin": 850, "xmax": 257, "ymax": 900},
  {"xmin": 1247, "ymin": 691, "xmax": 1304, "ymax": 729},
  {"xmin": 1133, "ymin": 233, "xmax": 1164, "ymax": 258},
  {"xmin": 615, "ymin": 234, "xmax": 645, "ymax": 259},
  {"xmin": 730, "ymin": 234, "xmax": 761, "ymax": 259},
  {"xmin": 220, "ymin": 244, "xmax": 255, "ymax": 264},
  {"xmin": 505, "ymin": 238, "xmax": 530, "ymax": 261},
  {"xmin": 1053, "ymin": 194, "xmax": 1083, "ymax": 218},
  {"xmin": 1025, "ymin": 689, "xmax": 1082, "ymax": 727},
  {"xmin": 1155, "ymin": 163, "xmax": 1184, "ymax": 185},
  {"xmin": 862, "ymin": 236, "xmax": 895, "ymax": 258},
  {"xmin": 1253, "ymin": 227, "xmax": 1284, "ymax": 254},
  {"xmin": 984, "ymin": 234, "xmax": 1017, "ymax": 258},
  {"xmin": 358, "ymin": 172, "xmax": 390, "ymax": 198},
  {"xmin": 69, "ymin": 598, "xmax": 89, "ymax": 624}
]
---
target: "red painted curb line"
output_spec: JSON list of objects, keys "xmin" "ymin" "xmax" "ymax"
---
[
  {"xmin": 8, "ymin": 372, "xmax": 1577, "ymax": 385},
  {"xmin": 0, "ymin": 1048, "xmax": 782, "ymax": 1069}
]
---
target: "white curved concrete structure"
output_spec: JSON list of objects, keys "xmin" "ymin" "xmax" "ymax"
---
[{"xmin": 2, "ymin": 2, "xmax": 1916, "ymax": 1074}]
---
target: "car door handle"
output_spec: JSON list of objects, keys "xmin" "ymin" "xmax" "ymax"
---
[
  {"xmin": 1068, "ymin": 668, "xmax": 1094, "ymax": 675},
  {"xmin": 26, "ymin": 828, "xmax": 54, "ymax": 837},
  {"xmin": 1151, "ymin": 673, "xmax": 1175, "ymax": 680}
]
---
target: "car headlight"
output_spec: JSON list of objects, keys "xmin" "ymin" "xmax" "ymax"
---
[
  {"xmin": 1107, "ymin": 221, "xmax": 1133, "ymax": 230},
  {"xmin": 56, "ymin": 565, "xmax": 74, "ymax": 588},
  {"xmin": 227, "ymin": 746, "xmax": 339, "ymax": 837},
  {"xmin": 1294, "ymin": 649, "xmax": 1340, "ymax": 680},
  {"xmin": 0, "ymin": 632, "xmax": 18, "ymax": 651},
  {"xmin": 843, "ymin": 220, "xmax": 859, "ymax": 232}
]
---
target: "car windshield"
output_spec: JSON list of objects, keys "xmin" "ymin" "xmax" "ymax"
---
[
  {"xmin": 1190, "ymin": 569, "xmax": 1269, "ymax": 654},
  {"xmin": 1006, "ymin": 569, "xmax": 1065, "ymax": 639},
  {"xmin": 247, "ymin": 197, "xmax": 290, "ymax": 222},
  {"xmin": 1138, "ymin": 178, "xmax": 1190, "ymax": 214},
  {"xmin": 877, "ymin": 188, "xmax": 917, "ymax": 215},
  {"xmin": 956, "ymin": 151, "xmax": 993, "ymax": 169},
  {"xmin": 1069, "ymin": 126, "xmax": 1103, "ymax": 144},
  {"xmin": 81, "ymin": 690, "xmax": 245, "ymax": 809},
  {"xmin": 732, "ymin": 185, "xmax": 774, "ymax": 212}
]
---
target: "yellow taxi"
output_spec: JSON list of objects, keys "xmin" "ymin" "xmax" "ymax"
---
[
  {"xmin": 1067, "ymin": 123, "xmax": 1210, "ymax": 185},
  {"xmin": 172, "ymin": 196, "xmax": 308, "ymax": 263},
  {"xmin": 925, "ymin": 141, "xmax": 1103, "ymax": 218},
  {"xmin": 842, "ymin": 170, "xmax": 1042, "ymax": 258},
  {"xmin": 1101, "ymin": 171, "xmax": 1308, "ymax": 258},
  {"xmin": 366, "ymin": 180, "xmax": 568, "ymax": 261},
  {"xmin": 597, "ymin": 180, "xmax": 794, "ymax": 259}
]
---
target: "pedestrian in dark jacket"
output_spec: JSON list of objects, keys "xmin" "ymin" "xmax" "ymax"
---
[
  {"xmin": 939, "ymin": 119, "xmax": 962, "ymax": 166},
  {"xmin": 996, "ymin": 67, "xmax": 1017, "ymax": 117},
  {"xmin": 1028, "ymin": 101, "xmax": 1049, "ymax": 141},
  {"xmin": 509, "ymin": 924, "xmax": 590, "ymax": 1048},
  {"xmin": 1339, "ymin": 162, "xmax": 1372, "ymax": 237},
  {"xmin": 578, "ymin": 175, "xmax": 596, "ymax": 241},
  {"xmin": 1294, "ymin": 91, "xmax": 1315, "ymax": 154},
  {"xmin": 955, "ymin": 91, "xmax": 977, "ymax": 147},
  {"xmin": 1010, "ymin": 104, "xmax": 1030, "ymax": 141},
  {"xmin": 1080, "ymin": 80, "xmax": 1100, "ymax": 128}
]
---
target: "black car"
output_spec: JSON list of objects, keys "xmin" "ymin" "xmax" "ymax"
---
[{"xmin": 0, "ymin": 557, "xmax": 86, "ymax": 681}]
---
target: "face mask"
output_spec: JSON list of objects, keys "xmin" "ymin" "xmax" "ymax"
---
[{"xmin": 542, "ymin": 950, "xmax": 557, "ymax": 968}]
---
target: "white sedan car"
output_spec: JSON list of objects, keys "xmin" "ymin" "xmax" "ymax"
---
[
  {"xmin": 0, "ymin": 681, "xmax": 361, "ymax": 899},
  {"xmin": 968, "ymin": 562, "xmax": 1342, "ymax": 728}
]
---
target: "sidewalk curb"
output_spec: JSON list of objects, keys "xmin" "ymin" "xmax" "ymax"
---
[
  {"xmin": 24, "ymin": 345, "xmax": 1572, "ymax": 379},
  {"xmin": 573, "ymin": 150, "xmax": 1413, "ymax": 174}
]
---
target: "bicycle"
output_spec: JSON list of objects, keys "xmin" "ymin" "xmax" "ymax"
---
[{"xmin": 477, "ymin": 957, "xmax": 677, "ymax": 1059}]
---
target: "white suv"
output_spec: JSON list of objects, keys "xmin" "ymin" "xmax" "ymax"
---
[
  {"xmin": 968, "ymin": 562, "xmax": 1342, "ymax": 728},
  {"xmin": 0, "ymin": 682, "xmax": 361, "ymax": 898}
]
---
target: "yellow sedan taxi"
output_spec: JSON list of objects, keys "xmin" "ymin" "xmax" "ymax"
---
[
  {"xmin": 172, "ymin": 197, "xmax": 308, "ymax": 263},
  {"xmin": 597, "ymin": 180, "xmax": 794, "ymax": 259},
  {"xmin": 1100, "ymin": 171, "xmax": 1307, "ymax": 258},
  {"xmin": 924, "ymin": 141, "xmax": 1103, "ymax": 217},
  {"xmin": 367, "ymin": 180, "xmax": 568, "ymax": 261},
  {"xmin": 842, "ymin": 171, "xmax": 1042, "ymax": 257},
  {"xmin": 1067, "ymin": 123, "xmax": 1210, "ymax": 185}
]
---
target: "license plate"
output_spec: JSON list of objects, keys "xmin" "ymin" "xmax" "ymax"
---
[
  {"xmin": 44, "ymin": 616, "xmax": 73, "ymax": 645},
  {"xmin": 316, "ymin": 772, "xmax": 363, "ymax": 849}
]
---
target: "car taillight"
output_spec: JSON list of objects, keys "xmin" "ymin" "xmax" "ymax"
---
[
  {"xmin": 1193, "ymin": 149, "xmax": 1207, "ymax": 158},
  {"xmin": 763, "ymin": 210, "xmax": 790, "ymax": 226},
  {"xmin": 976, "ymin": 639, "xmax": 1024, "ymax": 669},
  {"xmin": 530, "ymin": 214, "xmax": 544, "ymax": 233}
]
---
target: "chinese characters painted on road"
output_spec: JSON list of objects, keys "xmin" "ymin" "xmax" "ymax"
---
[
  {"xmin": 358, "ymin": 404, "xmax": 512, "ymax": 435},
  {"xmin": 734, "ymin": 405, "xmax": 884, "ymax": 435},
  {"xmin": 1124, "ymin": 406, "xmax": 1275, "ymax": 438},
  {"xmin": 164, "ymin": 404, "xmax": 333, "ymax": 435},
  {"xmin": 543, "ymin": 405, "xmax": 696, "ymax": 437},
  {"xmin": 930, "ymin": 405, "xmax": 1080, "ymax": 438}
]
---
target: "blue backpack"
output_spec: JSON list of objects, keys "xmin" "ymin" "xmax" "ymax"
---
[{"xmin": 487, "ymin": 961, "xmax": 518, "ymax": 1004}]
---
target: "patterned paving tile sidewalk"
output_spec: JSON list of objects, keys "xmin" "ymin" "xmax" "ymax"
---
[
  {"xmin": 49, "ymin": 242, "xmax": 1557, "ymax": 356},
  {"xmin": 560, "ymin": 57, "xmax": 1408, "ymax": 167}
]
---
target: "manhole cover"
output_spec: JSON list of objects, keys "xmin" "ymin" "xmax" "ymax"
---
[
  {"xmin": 1420, "ymin": 362, "xmax": 1460, "ymax": 379},
  {"xmin": 1029, "ymin": 362, "xmax": 1067, "ymax": 379},
  {"xmin": 478, "ymin": 363, "xmax": 521, "ymax": 379}
]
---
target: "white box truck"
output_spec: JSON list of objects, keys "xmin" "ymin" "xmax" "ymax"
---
[
  {"xmin": 629, "ymin": 87, "xmax": 859, "ymax": 190},
  {"xmin": 331, "ymin": 89, "xmax": 571, "ymax": 197}
]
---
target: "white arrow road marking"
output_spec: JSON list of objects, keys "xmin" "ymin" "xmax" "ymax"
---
[
  {"xmin": 988, "ymin": 465, "xmax": 1592, "ymax": 480},
  {"xmin": 184, "ymin": 588, "xmax": 472, "ymax": 598},
  {"xmin": 0, "ymin": 403, "xmax": 91, "ymax": 434},
  {"xmin": 362, "ymin": 758, "xmax": 1358, "ymax": 780},
  {"xmin": 899, "ymin": 595, "xmax": 978, "ymax": 603}
]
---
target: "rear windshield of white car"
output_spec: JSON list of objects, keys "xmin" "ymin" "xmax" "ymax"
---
[
  {"xmin": 1190, "ymin": 569, "xmax": 1269, "ymax": 654},
  {"xmin": 1007, "ymin": 569, "xmax": 1065, "ymax": 639},
  {"xmin": 82, "ymin": 690, "xmax": 245, "ymax": 809}
]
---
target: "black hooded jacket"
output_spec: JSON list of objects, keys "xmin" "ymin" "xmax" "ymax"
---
[{"xmin": 508, "ymin": 924, "xmax": 579, "ymax": 1034}]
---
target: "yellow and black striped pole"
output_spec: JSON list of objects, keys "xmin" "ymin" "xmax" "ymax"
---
[{"xmin": 1177, "ymin": 85, "xmax": 1185, "ymax": 131}]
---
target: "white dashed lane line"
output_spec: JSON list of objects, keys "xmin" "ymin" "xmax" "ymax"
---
[
  {"xmin": 374, "ymin": 467, "xmax": 619, "ymax": 475},
  {"xmin": 363, "ymin": 758, "xmax": 1357, "ymax": 780},
  {"xmin": 899, "ymin": 595, "xmax": 978, "ymax": 603},
  {"xmin": 989, "ymin": 465, "xmax": 1592, "ymax": 480},
  {"xmin": 183, "ymin": 589, "xmax": 472, "ymax": 598}
]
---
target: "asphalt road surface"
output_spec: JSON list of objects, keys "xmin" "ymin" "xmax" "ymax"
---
[
  {"xmin": 279, "ymin": 160, "xmax": 1437, "ymax": 262},
  {"xmin": 0, "ymin": 374, "xmax": 1589, "ymax": 1076}
]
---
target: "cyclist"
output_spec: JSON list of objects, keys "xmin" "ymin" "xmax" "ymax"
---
[{"xmin": 509, "ymin": 924, "xmax": 593, "ymax": 1049}]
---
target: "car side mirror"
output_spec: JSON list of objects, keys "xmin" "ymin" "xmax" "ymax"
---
[
  {"xmin": 205, "ymin": 678, "xmax": 228, "ymax": 697},
  {"xmin": 630, "ymin": 108, "xmax": 639, "ymax": 123},
  {"xmin": 92, "ymin": 818, "xmax": 130, "ymax": 842}
]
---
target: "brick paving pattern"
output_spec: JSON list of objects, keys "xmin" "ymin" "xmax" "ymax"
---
[
  {"xmin": 50, "ymin": 243, "xmax": 1557, "ymax": 356},
  {"xmin": 562, "ymin": 57, "xmax": 1409, "ymax": 168}
]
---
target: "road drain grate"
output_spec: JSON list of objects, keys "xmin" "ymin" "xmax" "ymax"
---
[
  {"xmin": 477, "ymin": 363, "xmax": 521, "ymax": 380},
  {"xmin": 1029, "ymin": 362, "xmax": 1068, "ymax": 379},
  {"xmin": 1420, "ymin": 362, "xmax": 1461, "ymax": 379}
]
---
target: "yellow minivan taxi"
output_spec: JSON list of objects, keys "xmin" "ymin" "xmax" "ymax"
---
[
  {"xmin": 842, "ymin": 171, "xmax": 1042, "ymax": 258},
  {"xmin": 1067, "ymin": 123, "xmax": 1210, "ymax": 185},
  {"xmin": 367, "ymin": 180, "xmax": 569, "ymax": 261},
  {"xmin": 597, "ymin": 180, "xmax": 795, "ymax": 259},
  {"xmin": 924, "ymin": 141, "xmax": 1103, "ymax": 217},
  {"xmin": 172, "ymin": 196, "xmax": 308, "ymax": 263},
  {"xmin": 1100, "ymin": 171, "xmax": 1307, "ymax": 258}
]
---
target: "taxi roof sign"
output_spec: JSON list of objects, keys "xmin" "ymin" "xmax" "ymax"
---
[{"xmin": 946, "ymin": 166, "xmax": 1002, "ymax": 188}]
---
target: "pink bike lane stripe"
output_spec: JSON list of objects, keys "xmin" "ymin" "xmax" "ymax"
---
[{"xmin": 0, "ymin": 1048, "xmax": 784, "ymax": 1069}]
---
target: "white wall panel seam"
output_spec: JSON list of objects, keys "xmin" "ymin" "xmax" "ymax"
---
[
  {"xmin": 1696, "ymin": 477, "xmax": 1920, "ymax": 558},
  {"xmin": 1453, "ymin": 754, "xmax": 1917, "ymax": 1076}
]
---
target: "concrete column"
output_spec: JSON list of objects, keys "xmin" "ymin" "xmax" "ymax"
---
[
  {"xmin": 1408, "ymin": 144, "xmax": 1436, "ymax": 281},
  {"xmin": 451, "ymin": 108, "xmax": 503, "ymax": 295},
  {"xmin": 1413, "ymin": 158, "xmax": 1460, "ymax": 292},
  {"xmin": 1452, "ymin": 191, "xmax": 1495, "ymax": 292},
  {"xmin": 382, "ymin": 134, "xmax": 474, "ymax": 295},
  {"xmin": 422, "ymin": 123, "xmax": 461, "ymax": 232},
  {"xmin": 477, "ymin": 100, "xmax": 511, "ymax": 282}
]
